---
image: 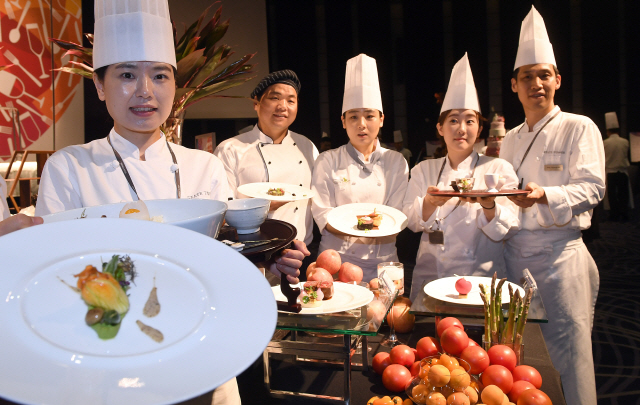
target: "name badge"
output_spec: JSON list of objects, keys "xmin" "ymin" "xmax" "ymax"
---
[{"xmin": 544, "ymin": 164, "xmax": 563, "ymax": 171}]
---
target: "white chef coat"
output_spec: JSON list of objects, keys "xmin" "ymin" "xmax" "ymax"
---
[
  {"xmin": 403, "ymin": 152, "xmax": 520, "ymax": 301},
  {"xmin": 214, "ymin": 125, "xmax": 318, "ymax": 244},
  {"xmin": 500, "ymin": 106, "xmax": 605, "ymax": 405},
  {"xmin": 0, "ymin": 178, "xmax": 10, "ymax": 220},
  {"xmin": 603, "ymin": 133, "xmax": 630, "ymax": 174},
  {"xmin": 35, "ymin": 129, "xmax": 231, "ymax": 216},
  {"xmin": 311, "ymin": 141, "xmax": 408, "ymax": 281}
]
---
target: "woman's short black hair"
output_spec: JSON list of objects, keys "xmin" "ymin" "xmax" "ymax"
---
[{"xmin": 93, "ymin": 64, "xmax": 177, "ymax": 82}]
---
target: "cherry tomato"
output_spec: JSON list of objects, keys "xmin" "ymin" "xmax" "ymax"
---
[
  {"xmin": 382, "ymin": 364, "xmax": 413, "ymax": 392},
  {"xmin": 512, "ymin": 365, "xmax": 542, "ymax": 389},
  {"xmin": 509, "ymin": 380, "xmax": 536, "ymax": 402},
  {"xmin": 410, "ymin": 360, "xmax": 421, "ymax": 376},
  {"xmin": 468, "ymin": 338, "xmax": 479, "ymax": 347},
  {"xmin": 372, "ymin": 396, "xmax": 394, "ymax": 405},
  {"xmin": 481, "ymin": 364, "xmax": 513, "ymax": 394},
  {"xmin": 516, "ymin": 389, "xmax": 552, "ymax": 405},
  {"xmin": 488, "ymin": 345, "xmax": 517, "ymax": 371},
  {"xmin": 416, "ymin": 336, "xmax": 441, "ymax": 360},
  {"xmin": 373, "ymin": 352, "xmax": 392, "ymax": 375},
  {"xmin": 390, "ymin": 344, "xmax": 415, "ymax": 367},
  {"xmin": 436, "ymin": 317, "xmax": 464, "ymax": 337},
  {"xmin": 460, "ymin": 345, "xmax": 490, "ymax": 375},
  {"xmin": 440, "ymin": 326, "xmax": 469, "ymax": 355}
]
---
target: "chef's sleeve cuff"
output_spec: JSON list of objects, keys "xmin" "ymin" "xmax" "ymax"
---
[
  {"xmin": 478, "ymin": 205, "xmax": 511, "ymax": 241},
  {"xmin": 538, "ymin": 186, "xmax": 572, "ymax": 226}
]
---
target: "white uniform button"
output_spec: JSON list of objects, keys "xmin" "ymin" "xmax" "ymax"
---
[
  {"xmin": 170, "ymin": 164, "xmax": 179, "ymax": 173},
  {"xmin": 536, "ymin": 156, "xmax": 540, "ymax": 161}
]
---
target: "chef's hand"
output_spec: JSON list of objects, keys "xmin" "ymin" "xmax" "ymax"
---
[
  {"xmin": 424, "ymin": 186, "xmax": 451, "ymax": 207},
  {"xmin": 269, "ymin": 200, "xmax": 289, "ymax": 211},
  {"xmin": 0, "ymin": 214, "xmax": 43, "ymax": 237},
  {"xmin": 508, "ymin": 182, "xmax": 547, "ymax": 208},
  {"xmin": 459, "ymin": 196, "xmax": 497, "ymax": 221},
  {"xmin": 268, "ymin": 239, "xmax": 310, "ymax": 284}
]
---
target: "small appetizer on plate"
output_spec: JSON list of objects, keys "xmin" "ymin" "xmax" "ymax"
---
[
  {"xmin": 267, "ymin": 188, "xmax": 285, "ymax": 196},
  {"xmin": 299, "ymin": 281, "xmax": 324, "ymax": 308}
]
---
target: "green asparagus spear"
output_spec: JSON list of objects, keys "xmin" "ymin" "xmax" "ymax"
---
[
  {"xmin": 479, "ymin": 284, "xmax": 491, "ymax": 344},
  {"xmin": 495, "ymin": 278, "xmax": 507, "ymax": 342},
  {"xmin": 490, "ymin": 273, "xmax": 498, "ymax": 342},
  {"xmin": 514, "ymin": 287, "xmax": 533, "ymax": 361},
  {"xmin": 502, "ymin": 288, "xmax": 520, "ymax": 344}
]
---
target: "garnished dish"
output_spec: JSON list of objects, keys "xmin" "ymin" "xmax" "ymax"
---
[
  {"xmin": 73, "ymin": 255, "xmax": 136, "ymax": 339},
  {"xmin": 455, "ymin": 177, "xmax": 475, "ymax": 192},
  {"xmin": 267, "ymin": 188, "xmax": 285, "ymax": 196},
  {"xmin": 299, "ymin": 281, "xmax": 324, "ymax": 308},
  {"xmin": 356, "ymin": 209, "xmax": 383, "ymax": 230}
]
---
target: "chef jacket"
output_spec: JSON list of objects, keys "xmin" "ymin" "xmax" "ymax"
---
[
  {"xmin": 311, "ymin": 141, "xmax": 408, "ymax": 281},
  {"xmin": 0, "ymin": 178, "xmax": 10, "ymax": 220},
  {"xmin": 35, "ymin": 129, "xmax": 230, "ymax": 216},
  {"xmin": 214, "ymin": 125, "xmax": 318, "ymax": 245},
  {"xmin": 603, "ymin": 133, "xmax": 630, "ymax": 174},
  {"xmin": 402, "ymin": 152, "xmax": 520, "ymax": 301},
  {"xmin": 500, "ymin": 106, "xmax": 604, "ymax": 405}
]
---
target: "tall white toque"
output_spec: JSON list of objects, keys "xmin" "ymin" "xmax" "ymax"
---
[
  {"xmin": 605, "ymin": 112, "xmax": 619, "ymax": 129},
  {"xmin": 93, "ymin": 0, "xmax": 177, "ymax": 70},
  {"xmin": 393, "ymin": 130, "xmax": 403, "ymax": 143},
  {"xmin": 440, "ymin": 53, "xmax": 481, "ymax": 114},
  {"xmin": 342, "ymin": 54, "xmax": 383, "ymax": 114},
  {"xmin": 514, "ymin": 5, "xmax": 556, "ymax": 70}
]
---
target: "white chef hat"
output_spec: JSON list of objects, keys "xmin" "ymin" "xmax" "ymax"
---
[
  {"xmin": 393, "ymin": 130, "xmax": 403, "ymax": 143},
  {"xmin": 514, "ymin": 6, "xmax": 556, "ymax": 70},
  {"xmin": 342, "ymin": 54, "xmax": 383, "ymax": 114},
  {"xmin": 93, "ymin": 0, "xmax": 177, "ymax": 70},
  {"xmin": 440, "ymin": 53, "xmax": 481, "ymax": 114},
  {"xmin": 605, "ymin": 112, "xmax": 619, "ymax": 129}
]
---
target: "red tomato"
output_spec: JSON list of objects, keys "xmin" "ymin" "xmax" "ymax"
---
[
  {"xmin": 390, "ymin": 345, "xmax": 415, "ymax": 367},
  {"xmin": 436, "ymin": 317, "xmax": 464, "ymax": 337},
  {"xmin": 373, "ymin": 352, "xmax": 392, "ymax": 375},
  {"xmin": 382, "ymin": 364, "xmax": 413, "ymax": 392},
  {"xmin": 440, "ymin": 326, "xmax": 469, "ymax": 355},
  {"xmin": 467, "ymin": 338, "xmax": 479, "ymax": 347},
  {"xmin": 512, "ymin": 365, "xmax": 543, "ymax": 389},
  {"xmin": 509, "ymin": 380, "xmax": 536, "ymax": 402},
  {"xmin": 410, "ymin": 360, "xmax": 421, "ymax": 376},
  {"xmin": 460, "ymin": 345, "xmax": 490, "ymax": 375},
  {"xmin": 481, "ymin": 364, "xmax": 513, "ymax": 394},
  {"xmin": 416, "ymin": 336, "xmax": 441, "ymax": 360},
  {"xmin": 516, "ymin": 389, "xmax": 552, "ymax": 405},
  {"xmin": 488, "ymin": 345, "xmax": 518, "ymax": 371}
]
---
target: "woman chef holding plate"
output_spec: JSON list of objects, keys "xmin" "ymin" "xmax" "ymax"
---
[
  {"xmin": 402, "ymin": 54, "xmax": 520, "ymax": 301},
  {"xmin": 35, "ymin": 1, "xmax": 306, "ymax": 403},
  {"xmin": 311, "ymin": 54, "xmax": 408, "ymax": 282}
]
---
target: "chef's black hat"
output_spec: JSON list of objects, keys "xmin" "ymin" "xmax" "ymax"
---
[{"xmin": 250, "ymin": 69, "xmax": 301, "ymax": 99}]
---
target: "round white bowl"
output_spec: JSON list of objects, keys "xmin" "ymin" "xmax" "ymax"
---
[
  {"xmin": 41, "ymin": 199, "xmax": 228, "ymax": 238},
  {"xmin": 225, "ymin": 198, "xmax": 270, "ymax": 234}
]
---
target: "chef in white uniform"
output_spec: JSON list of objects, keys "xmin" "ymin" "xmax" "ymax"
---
[
  {"xmin": 393, "ymin": 130, "xmax": 413, "ymax": 166},
  {"xmin": 214, "ymin": 70, "xmax": 318, "ymax": 245},
  {"xmin": 403, "ymin": 53, "xmax": 519, "ymax": 301},
  {"xmin": 603, "ymin": 111, "xmax": 631, "ymax": 221},
  {"xmin": 0, "ymin": 177, "xmax": 43, "ymax": 237},
  {"xmin": 499, "ymin": 7, "xmax": 604, "ymax": 405},
  {"xmin": 33, "ymin": 2, "xmax": 306, "ymax": 403},
  {"xmin": 311, "ymin": 54, "xmax": 408, "ymax": 282}
]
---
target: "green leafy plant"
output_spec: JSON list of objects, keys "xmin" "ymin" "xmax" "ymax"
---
[{"xmin": 51, "ymin": 3, "xmax": 257, "ymax": 139}]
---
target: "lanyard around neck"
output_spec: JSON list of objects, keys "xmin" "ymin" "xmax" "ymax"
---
[
  {"xmin": 433, "ymin": 152, "xmax": 480, "ymax": 224},
  {"xmin": 108, "ymin": 134, "xmax": 181, "ymax": 200},
  {"xmin": 515, "ymin": 109, "xmax": 561, "ymax": 188}
]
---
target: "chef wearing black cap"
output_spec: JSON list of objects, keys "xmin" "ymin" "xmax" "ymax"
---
[{"xmin": 214, "ymin": 70, "xmax": 318, "ymax": 245}]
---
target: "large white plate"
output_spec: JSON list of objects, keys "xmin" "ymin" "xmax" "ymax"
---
[
  {"xmin": 272, "ymin": 282, "xmax": 374, "ymax": 315},
  {"xmin": 0, "ymin": 219, "xmax": 276, "ymax": 405},
  {"xmin": 424, "ymin": 276, "xmax": 525, "ymax": 306},
  {"xmin": 326, "ymin": 203, "xmax": 408, "ymax": 238},
  {"xmin": 237, "ymin": 182, "xmax": 314, "ymax": 201}
]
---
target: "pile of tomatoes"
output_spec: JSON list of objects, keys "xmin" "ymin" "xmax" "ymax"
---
[{"xmin": 369, "ymin": 317, "xmax": 553, "ymax": 405}]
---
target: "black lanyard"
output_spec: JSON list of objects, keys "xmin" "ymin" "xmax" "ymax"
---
[
  {"xmin": 514, "ymin": 109, "xmax": 561, "ymax": 188},
  {"xmin": 108, "ymin": 134, "xmax": 181, "ymax": 200}
]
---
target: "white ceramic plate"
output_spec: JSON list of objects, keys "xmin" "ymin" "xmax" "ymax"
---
[
  {"xmin": 423, "ymin": 276, "xmax": 525, "ymax": 306},
  {"xmin": 41, "ymin": 199, "xmax": 228, "ymax": 238},
  {"xmin": 0, "ymin": 219, "xmax": 276, "ymax": 405},
  {"xmin": 326, "ymin": 203, "xmax": 408, "ymax": 238},
  {"xmin": 272, "ymin": 282, "xmax": 374, "ymax": 315},
  {"xmin": 237, "ymin": 182, "xmax": 314, "ymax": 201}
]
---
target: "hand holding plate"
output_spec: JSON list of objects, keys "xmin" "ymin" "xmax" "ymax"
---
[
  {"xmin": 0, "ymin": 214, "xmax": 43, "ymax": 237},
  {"xmin": 425, "ymin": 186, "xmax": 452, "ymax": 207},
  {"xmin": 268, "ymin": 239, "xmax": 309, "ymax": 284},
  {"xmin": 507, "ymin": 182, "xmax": 547, "ymax": 208}
]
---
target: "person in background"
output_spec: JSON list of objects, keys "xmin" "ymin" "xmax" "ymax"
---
[
  {"xmin": 499, "ymin": 7, "xmax": 604, "ymax": 405},
  {"xmin": 320, "ymin": 131, "xmax": 332, "ymax": 152},
  {"xmin": 393, "ymin": 130, "xmax": 412, "ymax": 166},
  {"xmin": 403, "ymin": 53, "xmax": 519, "ymax": 301},
  {"xmin": 603, "ymin": 111, "xmax": 631, "ymax": 222},
  {"xmin": 214, "ymin": 70, "xmax": 318, "ymax": 247},
  {"xmin": 311, "ymin": 54, "xmax": 408, "ymax": 282}
]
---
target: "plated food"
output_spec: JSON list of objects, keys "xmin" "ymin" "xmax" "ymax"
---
[
  {"xmin": 272, "ymin": 281, "xmax": 373, "ymax": 315},
  {"xmin": 237, "ymin": 182, "xmax": 315, "ymax": 202},
  {"xmin": 267, "ymin": 187, "xmax": 285, "ymax": 196},
  {"xmin": 424, "ymin": 276, "xmax": 525, "ymax": 306},
  {"xmin": 326, "ymin": 203, "xmax": 408, "ymax": 238},
  {"xmin": 356, "ymin": 209, "xmax": 383, "ymax": 230}
]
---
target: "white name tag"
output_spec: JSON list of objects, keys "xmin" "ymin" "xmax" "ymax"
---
[{"xmin": 544, "ymin": 164, "xmax": 563, "ymax": 171}]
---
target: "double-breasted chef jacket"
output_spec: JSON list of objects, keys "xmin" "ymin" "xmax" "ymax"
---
[
  {"xmin": 311, "ymin": 141, "xmax": 408, "ymax": 282},
  {"xmin": 214, "ymin": 125, "xmax": 318, "ymax": 245},
  {"xmin": 35, "ymin": 129, "xmax": 230, "ymax": 216},
  {"xmin": 500, "ymin": 106, "xmax": 605, "ymax": 405},
  {"xmin": 402, "ymin": 152, "xmax": 520, "ymax": 301}
]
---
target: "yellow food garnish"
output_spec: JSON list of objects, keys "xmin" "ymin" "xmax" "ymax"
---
[
  {"xmin": 74, "ymin": 265, "xmax": 129, "ymax": 315},
  {"xmin": 125, "ymin": 209, "xmax": 141, "ymax": 214}
]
